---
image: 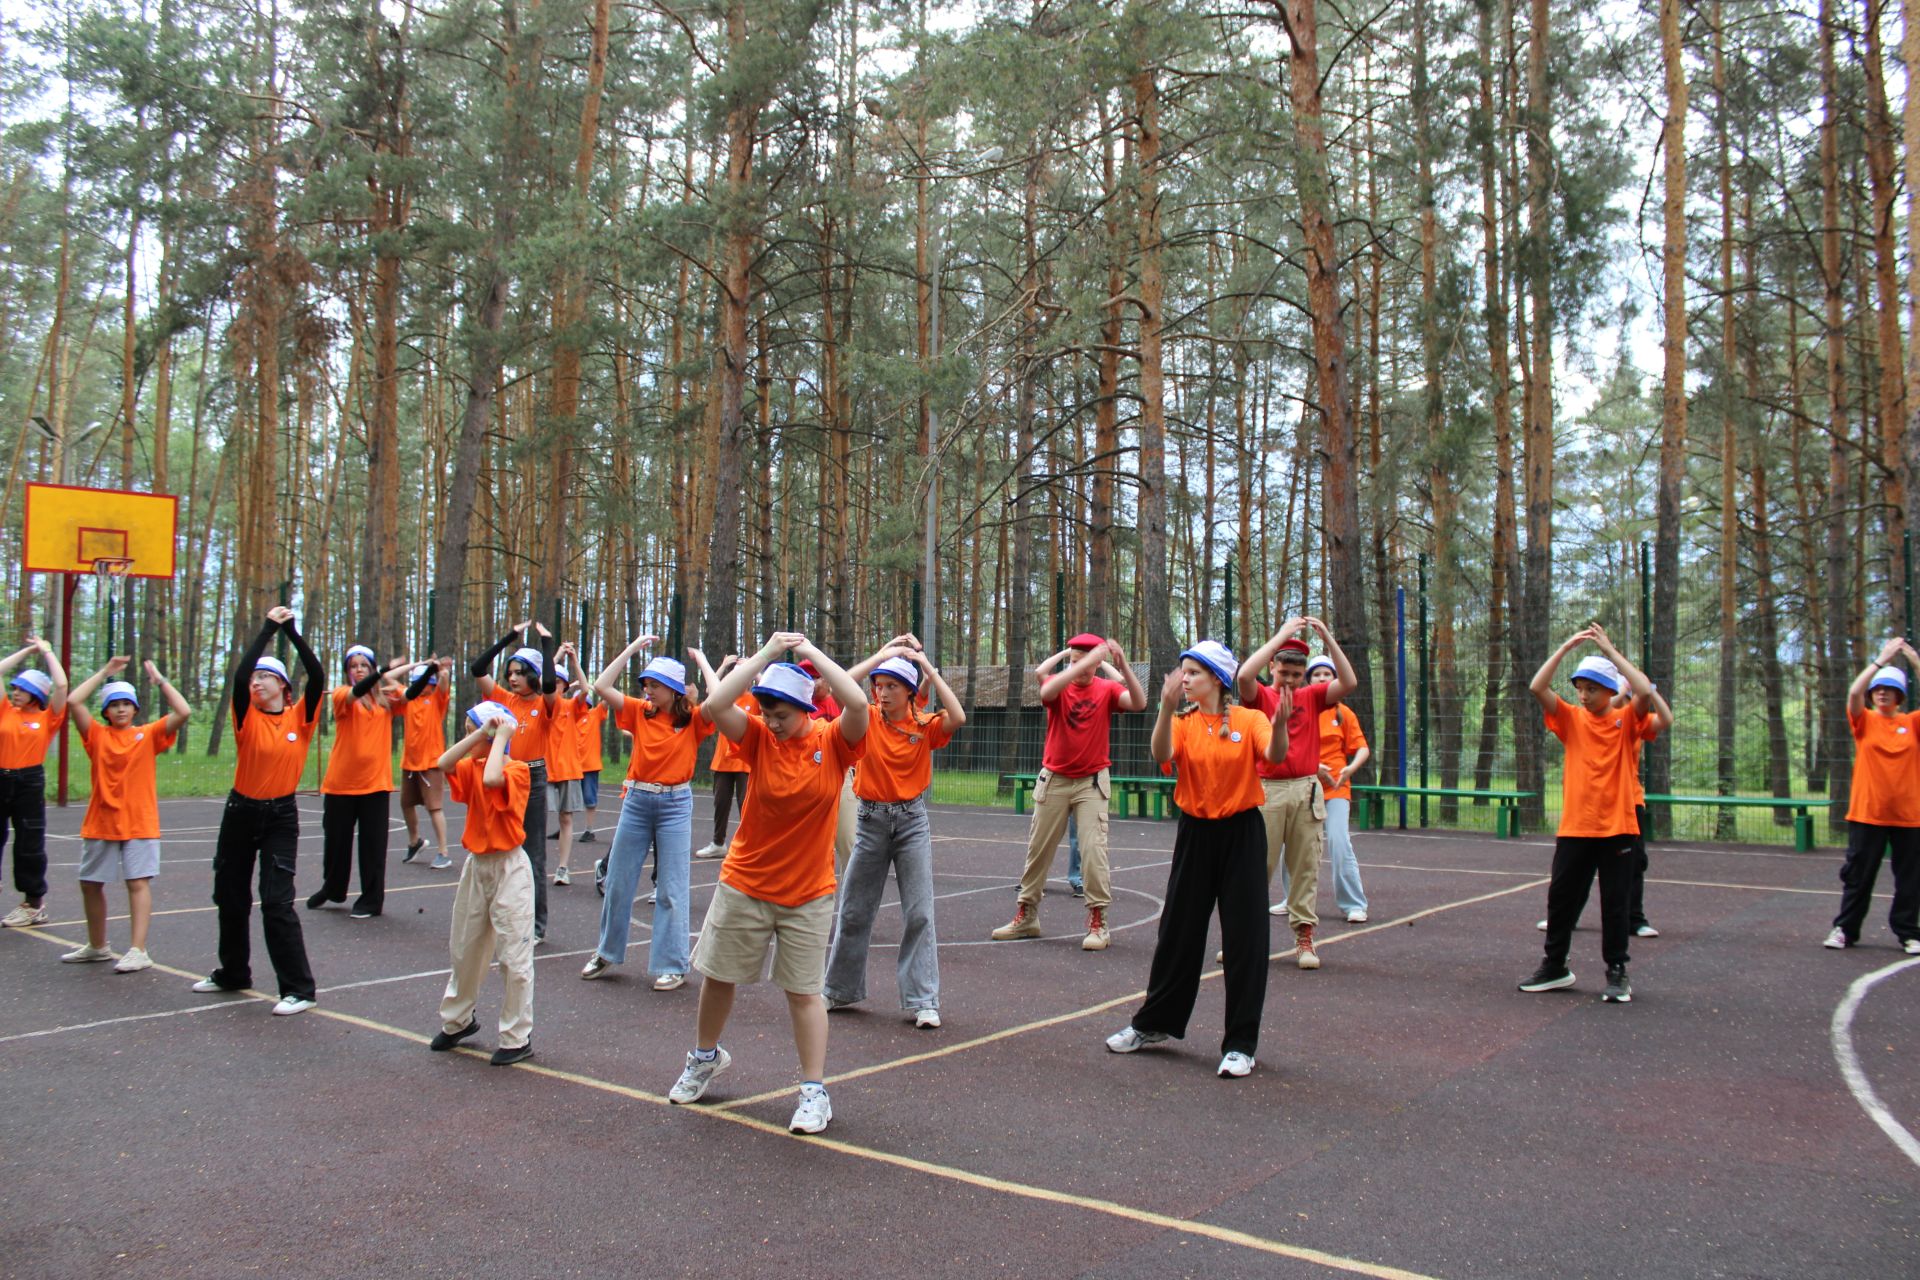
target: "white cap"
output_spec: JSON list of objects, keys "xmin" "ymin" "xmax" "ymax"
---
[
  {"xmin": 752, "ymin": 662, "xmax": 816, "ymax": 712},
  {"xmin": 1571, "ymin": 656, "xmax": 1622, "ymax": 693}
]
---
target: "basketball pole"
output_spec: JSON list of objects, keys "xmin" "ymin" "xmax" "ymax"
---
[{"xmin": 56, "ymin": 571, "xmax": 78, "ymax": 807}]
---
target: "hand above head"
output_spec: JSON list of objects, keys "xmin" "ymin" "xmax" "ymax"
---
[
  {"xmin": 769, "ymin": 631, "xmax": 808, "ymax": 654},
  {"xmin": 1105, "ymin": 640, "xmax": 1127, "ymax": 666},
  {"xmin": 887, "ymin": 632, "xmax": 922, "ymax": 651},
  {"xmin": 26, "ymin": 634, "xmax": 51, "ymax": 654},
  {"xmin": 533, "ymin": 622, "xmax": 552, "ymax": 638},
  {"xmin": 1877, "ymin": 637, "xmax": 1905, "ymax": 665},
  {"xmin": 104, "ymin": 655, "xmax": 132, "ymax": 676},
  {"xmin": 142, "ymin": 659, "xmax": 163, "ymax": 682},
  {"xmin": 267, "ymin": 605, "xmax": 295, "ymax": 625},
  {"xmin": 1304, "ymin": 616, "xmax": 1332, "ymax": 640},
  {"xmin": 686, "ymin": 646, "xmax": 708, "ymax": 668}
]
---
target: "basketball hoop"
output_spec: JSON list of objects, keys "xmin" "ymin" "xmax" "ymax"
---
[{"xmin": 94, "ymin": 557, "xmax": 134, "ymax": 655}]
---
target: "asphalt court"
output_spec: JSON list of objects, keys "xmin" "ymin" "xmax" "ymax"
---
[{"xmin": 3, "ymin": 794, "xmax": 1917, "ymax": 1279}]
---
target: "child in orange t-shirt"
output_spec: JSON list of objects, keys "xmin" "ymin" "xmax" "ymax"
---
[
  {"xmin": 1520, "ymin": 624, "xmax": 1659, "ymax": 1004},
  {"xmin": 822, "ymin": 637, "xmax": 965, "ymax": 1028},
  {"xmin": 401, "ymin": 657, "xmax": 455, "ymax": 869},
  {"xmin": 581, "ymin": 637, "xmax": 713, "ymax": 989},
  {"xmin": 58, "ymin": 658, "xmax": 190, "ymax": 972},
  {"xmin": 1826, "ymin": 638, "xmax": 1920, "ymax": 954},
  {"xmin": 576, "ymin": 694, "xmax": 607, "ymax": 842},
  {"xmin": 430, "ymin": 703, "xmax": 536, "ymax": 1065},
  {"xmin": 696, "ymin": 655, "xmax": 754, "ymax": 860},
  {"xmin": 544, "ymin": 646, "xmax": 589, "ymax": 886},
  {"xmin": 470, "ymin": 620, "xmax": 557, "ymax": 941},
  {"xmin": 1107, "ymin": 640, "xmax": 1289, "ymax": 1078},
  {"xmin": 666, "ymin": 632, "xmax": 869, "ymax": 1135},
  {"xmin": 0, "ymin": 635, "xmax": 69, "ymax": 928},
  {"xmin": 1305, "ymin": 655, "xmax": 1372, "ymax": 923},
  {"xmin": 310, "ymin": 644, "xmax": 413, "ymax": 917}
]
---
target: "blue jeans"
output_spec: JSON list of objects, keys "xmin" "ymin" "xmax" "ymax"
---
[
  {"xmin": 593, "ymin": 784, "xmax": 693, "ymax": 976},
  {"xmin": 824, "ymin": 796, "xmax": 939, "ymax": 1010},
  {"xmin": 1324, "ymin": 797, "xmax": 1367, "ymax": 915},
  {"xmin": 1066, "ymin": 813, "xmax": 1082, "ymax": 890}
]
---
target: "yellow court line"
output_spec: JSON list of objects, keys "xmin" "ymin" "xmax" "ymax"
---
[
  {"xmin": 715, "ymin": 878, "xmax": 1551, "ymax": 1111},
  {"xmin": 7, "ymin": 915, "xmax": 1437, "ymax": 1278}
]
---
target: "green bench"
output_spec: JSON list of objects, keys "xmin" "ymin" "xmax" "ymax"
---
[
  {"xmin": 1642, "ymin": 794, "xmax": 1837, "ymax": 852},
  {"xmin": 1002, "ymin": 773, "xmax": 1180, "ymax": 819},
  {"xmin": 1351, "ymin": 785, "xmax": 1536, "ymax": 838}
]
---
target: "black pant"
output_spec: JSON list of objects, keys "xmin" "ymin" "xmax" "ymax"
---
[
  {"xmin": 211, "ymin": 792, "xmax": 317, "ymax": 1000},
  {"xmin": 317, "ymin": 791, "xmax": 391, "ymax": 914},
  {"xmin": 0, "ymin": 765, "xmax": 47, "ymax": 900},
  {"xmin": 523, "ymin": 761, "xmax": 547, "ymax": 937},
  {"xmin": 1543, "ymin": 835, "xmax": 1635, "ymax": 968},
  {"xmin": 1832, "ymin": 822, "xmax": 1920, "ymax": 944},
  {"xmin": 712, "ymin": 771, "xmax": 748, "ymax": 846},
  {"xmin": 1133, "ymin": 807, "xmax": 1270, "ymax": 1056},
  {"xmin": 1627, "ymin": 802, "xmax": 1651, "ymax": 929}
]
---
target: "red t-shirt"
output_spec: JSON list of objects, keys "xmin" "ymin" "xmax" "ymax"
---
[
  {"xmin": 1041, "ymin": 677, "xmax": 1126, "ymax": 777},
  {"xmin": 1251, "ymin": 681, "xmax": 1328, "ymax": 780}
]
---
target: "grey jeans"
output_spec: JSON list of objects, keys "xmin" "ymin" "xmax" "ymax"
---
[{"xmin": 824, "ymin": 794, "xmax": 939, "ymax": 1011}]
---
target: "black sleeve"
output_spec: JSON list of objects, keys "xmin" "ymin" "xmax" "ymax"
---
[
  {"xmin": 283, "ymin": 621, "xmax": 326, "ymax": 719},
  {"xmin": 539, "ymin": 629, "xmax": 558, "ymax": 695},
  {"xmin": 350, "ymin": 666, "xmax": 385, "ymax": 699},
  {"xmin": 405, "ymin": 668, "xmax": 434, "ymax": 701},
  {"xmin": 469, "ymin": 629, "xmax": 518, "ymax": 680},
  {"xmin": 231, "ymin": 619, "xmax": 279, "ymax": 730}
]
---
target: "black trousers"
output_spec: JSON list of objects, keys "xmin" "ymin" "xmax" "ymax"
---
[
  {"xmin": 523, "ymin": 761, "xmax": 548, "ymax": 937},
  {"xmin": 1543, "ymin": 835, "xmax": 1635, "ymax": 968},
  {"xmin": 712, "ymin": 771, "xmax": 748, "ymax": 846},
  {"xmin": 211, "ymin": 792, "xmax": 317, "ymax": 1000},
  {"xmin": 317, "ymin": 790, "xmax": 391, "ymax": 913},
  {"xmin": 1832, "ymin": 822, "xmax": 1920, "ymax": 944},
  {"xmin": 1627, "ymin": 803, "xmax": 1651, "ymax": 929},
  {"xmin": 0, "ymin": 765, "xmax": 47, "ymax": 900},
  {"xmin": 1133, "ymin": 807, "xmax": 1270, "ymax": 1057}
]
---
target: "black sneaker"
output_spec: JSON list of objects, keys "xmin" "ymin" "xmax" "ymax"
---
[
  {"xmin": 490, "ymin": 1041, "xmax": 533, "ymax": 1066},
  {"xmin": 548, "ymin": 831, "xmax": 561, "ymax": 841},
  {"xmin": 402, "ymin": 838, "xmax": 426, "ymax": 864},
  {"xmin": 1518, "ymin": 963, "xmax": 1575, "ymax": 993},
  {"xmin": 581, "ymin": 830, "xmax": 596, "ymax": 843},
  {"xmin": 305, "ymin": 891, "xmax": 330, "ymax": 910},
  {"xmin": 1601, "ymin": 963, "xmax": 1632, "ymax": 1003},
  {"xmin": 429, "ymin": 1021, "xmax": 479, "ymax": 1051}
]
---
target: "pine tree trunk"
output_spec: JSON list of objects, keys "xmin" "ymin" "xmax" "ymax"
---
[
  {"xmin": 1713, "ymin": 0, "xmax": 1739, "ymax": 833},
  {"xmin": 1515, "ymin": 0, "xmax": 1554, "ymax": 828},
  {"xmin": 1132, "ymin": 60, "xmax": 1178, "ymax": 677},
  {"xmin": 1818, "ymin": 0, "xmax": 1854, "ymax": 830}
]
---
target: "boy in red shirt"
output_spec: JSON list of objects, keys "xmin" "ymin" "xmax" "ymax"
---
[
  {"xmin": 991, "ymin": 632, "xmax": 1147, "ymax": 950},
  {"xmin": 59, "ymin": 658, "xmax": 190, "ymax": 972},
  {"xmin": 430, "ymin": 702, "xmax": 536, "ymax": 1065},
  {"xmin": 1520, "ymin": 624, "xmax": 1659, "ymax": 1002}
]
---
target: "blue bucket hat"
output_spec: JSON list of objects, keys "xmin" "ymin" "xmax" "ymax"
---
[
  {"xmin": 253, "ymin": 655, "xmax": 292, "ymax": 688},
  {"xmin": 467, "ymin": 701, "xmax": 518, "ymax": 731},
  {"xmin": 508, "ymin": 646, "xmax": 544, "ymax": 676},
  {"xmin": 100, "ymin": 680, "xmax": 139, "ymax": 710},
  {"xmin": 9, "ymin": 670, "xmax": 51, "ymax": 705},
  {"xmin": 1571, "ymin": 656, "xmax": 1622, "ymax": 693},
  {"xmin": 1869, "ymin": 667, "xmax": 1909, "ymax": 700},
  {"xmin": 871, "ymin": 656, "xmax": 921, "ymax": 693},
  {"xmin": 640, "ymin": 657, "xmax": 687, "ymax": 695},
  {"xmin": 411, "ymin": 663, "xmax": 436, "ymax": 686},
  {"xmin": 1178, "ymin": 640, "xmax": 1239, "ymax": 692},
  {"xmin": 752, "ymin": 662, "xmax": 816, "ymax": 713}
]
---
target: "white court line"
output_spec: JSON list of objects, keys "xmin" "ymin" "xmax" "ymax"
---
[
  {"xmin": 1828, "ymin": 956, "xmax": 1920, "ymax": 1169},
  {"xmin": 0, "ymin": 996, "xmax": 259, "ymax": 1044}
]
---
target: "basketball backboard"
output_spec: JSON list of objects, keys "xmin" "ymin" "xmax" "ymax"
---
[{"xmin": 22, "ymin": 483, "xmax": 178, "ymax": 578}]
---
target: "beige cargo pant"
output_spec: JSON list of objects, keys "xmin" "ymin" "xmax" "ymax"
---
[
  {"xmin": 1017, "ymin": 768, "xmax": 1111, "ymax": 910},
  {"xmin": 1262, "ymin": 775, "xmax": 1325, "ymax": 930},
  {"xmin": 439, "ymin": 848, "xmax": 535, "ymax": 1048}
]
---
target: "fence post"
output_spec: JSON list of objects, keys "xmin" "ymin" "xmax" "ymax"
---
[
  {"xmin": 668, "ymin": 591, "xmax": 682, "ymax": 656},
  {"xmin": 911, "ymin": 578, "xmax": 922, "ymax": 646},
  {"xmin": 1418, "ymin": 553, "xmax": 1430, "ymax": 828},
  {"xmin": 1054, "ymin": 571, "xmax": 1065, "ymax": 651},
  {"xmin": 1639, "ymin": 540, "xmax": 1652, "ymax": 667},
  {"xmin": 1223, "ymin": 559, "xmax": 1234, "ymax": 651},
  {"xmin": 1396, "ymin": 584, "xmax": 1408, "ymax": 829}
]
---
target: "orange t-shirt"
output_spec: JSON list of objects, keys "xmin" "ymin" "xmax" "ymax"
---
[
  {"xmin": 0, "ymin": 701, "xmax": 64, "ymax": 769},
  {"xmin": 1544, "ymin": 698, "xmax": 1646, "ymax": 838},
  {"xmin": 854, "ymin": 711, "xmax": 953, "ymax": 802},
  {"xmin": 1847, "ymin": 709, "xmax": 1920, "ymax": 826},
  {"xmin": 322, "ymin": 687, "xmax": 401, "ymax": 795},
  {"xmin": 80, "ymin": 719, "xmax": 178, "ymax": 840},
  {"xmin": 488, "ymin": 688, "xmax": 552, "ymax": 763},
  {"xmin": 721, "ymin": 716, "xmax": 868, "ymax": 906},
  {"xmin": 711, "ymin": 695, "xmax": 757, "ymax": 773},
  {"xmin": 232, "ymin": 699, "xmax": 318, "ymax": 799},
  {"xmin": 449, "ymin": 755, "xmax": 533, "ymax": 853},
  {"xmin": 402, "ymin": 685, "xmax": 450, "ymax": 772},
  {"xmin": 545, "ymin": 696, "xmax": 584, "ymax": 782},
  {"xmin": 618, "ymin": 699, "xmax": 716, "ymax": 785},
  {"xmin": 1160, "ymin": 705, "xmax": 1271, "ymax": 819},
  {"xmin": 1316, "ymin": 706, "xmax": 1369, "ymax": 802},
  {"xmin": 577, "ymin": 701, "xmax": 607, "ymax": 773}
]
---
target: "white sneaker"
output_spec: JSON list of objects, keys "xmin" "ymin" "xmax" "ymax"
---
[
  {"xmin": 1903, "ymin": 938, "xmax": 1920, "ymax": 956},
  {"xmin": 430, "ymin": 853, "xmax": 453, "ymax": 870},
  {"xmin": 113, "ymin": 947, "xmax": 152, "ymax": 972},
  {"xmin": 1218, "ymin": 1051, "xmax": 1255, "ymax": 1078},
  {"xmin": 1, "ymin": 901, "xmax": 47, "ymax": 927},
  {"xmin": 61, "ymin": 944, "xmax": 114, "ymax": 963},
  {"xmin": 1633, "ymin": 923, "xmax": 1660, "ymax": 938},
  {"xmin": 693, "ymin": 842, "xmax": 727, "ymax": 860},
  {"xmin": 190, "ymin": 977, "xmax": 229, "ymax": 993},
  {"xmin": 1267, "ymin": 899, "xmax": 1289, "ymax": 917},
  {"xmin": 1823, "ymin": 927, "xmax": 1849, "ymax": 950},
  {"xmin": 1105, "ymin": 1025, "xmax": 1169, "ymax": 1053},
  {"xmin": 1537, "ymin": 919, "xmax": 1549, "ymax": 931},
  {"xmin": 652, "ymin": 973, "xmax": 686, "ymax": 991},
  {"xmin": 272, "ymin": 995, "xmax": 317, "ymax": 1016},
  {"xmin": 789, "ymin": 1087, "xmax": 832, "ymax": 1134},
  {"xmin": 553, "ymin": 866, "xmax": 572, "ymax": 886},
  {"xmin": 913, "ymin": 1008, "xmax": 941, "ymax": 1029},
  {"xmin": 668, "ymin": 1046, "xmax": 731, "ymax": 1103},
  {"xmin": 1345, "ymin": 910, "xmax": 1368, "ymax": 923}
]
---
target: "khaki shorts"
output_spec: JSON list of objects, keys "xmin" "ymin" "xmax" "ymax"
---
[
  {"xmin": 692, "ymin": 881, "xmax": 834, "ymax": 994},
  {"xmin": 400, "ymin": 768, "xmax": 445, "ymax": 810}
]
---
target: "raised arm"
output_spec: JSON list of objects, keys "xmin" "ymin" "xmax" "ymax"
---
[
  {"xmin": 703, "ymin": 633, "xmax": 799, "ymax": 740},
  {"xmin": 0, "ymin": 644, "xmax": 33, "ymax": 681},
  {"xmin": 353, "ymin": 656, "xmax": 414, "ymax": 701},
  {"xmin": 1529, "ymin": 628, "xmax": 1592, "ymax": 716},
  {"xmin": 437, "ymin": 723, "xmax": 489, "ymax": 774},
  {"xmin": 1103, "ymin": 640, "xmax": 1148, "ymax": 711},
  {"xmin": 468, "ymin": 622, "xmax": 525, "ymax": 699},
  {"xmin": 593, "ymin": 635, "xmax": 659, "ymax": 715},
  {"xmin": 794, "ymin": 638, "xmax": 869, "ymax": 744},
  {"xmin": 232, "ymin": 613, "xmax": 283, "ymax": 729},
  {"xmin": 145, "ymin": 660, "xmax": 192, "ymax": 734},
  {"xmin": 483, "ymin": 718, "xmax": 512, "ymax": 787},
  {"xmin": 68, "ymin": 655, "xmax": 131, "ymax": 737},
  {"xmin": 278, "ymin": 614, "xmax": 325, "ymax": 719},
  {"xmin": 1303, "ymin": 618, "xmax": 1357, "ymax": 707},
  {"xmin": 1237, "ymin": 618, "xmax": 1307, "ymax": 703},
  {"xmin": 28, "ymin": 636, "xmax": 69, "ymax": 716},
  {"xmin": 913, "ymin": 651, "xmax": 967, "ymax": 733},
  {"xmin": 1262, "ymin": 684, "xmax": 1293, "ymax": 764},
  {"xmin": 1586, "ymin": 624, "xmax": 1655, "ymax": 712},
  {"xmin": 1149, "ymin": 669, "xmax": 1181, "ymax": 764},
  {"xmin": 1850, "ymin": 637, "xmax": 1907, "ymax": 716},
  {"xmin": 1037, "ymin": 647, "xmax": 1105, "ymax": 704}
]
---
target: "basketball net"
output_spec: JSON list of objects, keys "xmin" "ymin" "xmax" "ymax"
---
[{"xmin": 93, "ymin": 557, "xmax": 134, "ymax": 651}]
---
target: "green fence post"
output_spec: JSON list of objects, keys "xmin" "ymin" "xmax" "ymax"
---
[
  {"xmin": 1223, "ymin": 559, "xmax": 1234, "ymax": 651},
  {"xmin": 1418, "ymin": 553, "xmax": 1429, "ymax": 829},
  {"xmin": 1054, "ymin": 571, "xmax": 1065, "ymax": 651},
  {"xmin": 1639, "ymin": 540, "xmax": 1652, "ymax": 667}
]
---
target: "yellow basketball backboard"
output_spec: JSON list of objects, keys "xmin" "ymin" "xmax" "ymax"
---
[{"xmin": 22, "ymin": 483, "xmax": 177, "ymax": 578}]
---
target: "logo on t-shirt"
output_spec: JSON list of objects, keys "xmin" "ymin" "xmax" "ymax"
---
[
  {"xmin": 26, "ymin": 722, "xmax": 38, "ymax": 730},
  {"xmin": 286, "ymin": 732, "xmax": 298, "ymax": 742},
  {"xmin": 812, "ymin": 750, "xmax": 823, "ymax": 764},
  {"xmin": 135, "ymin": 732, "xmax": 144, "ymax": 741},
  {"xmin": 1230, "ymin": 731, "xmax": 1242, "ymax": 743}
]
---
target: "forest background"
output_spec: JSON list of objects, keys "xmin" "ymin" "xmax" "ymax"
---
[{"xmin": 0, "ymin": 0, "xmax": 1912, "ymax": 841}]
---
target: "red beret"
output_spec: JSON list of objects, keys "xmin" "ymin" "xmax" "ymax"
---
[
  {"xmin": 797, "ymin": 659, "xmax": 821, "ymax": 677},
  {"xmin": 1067, "ymin": 633, "xmax": 1106, "ymax": 651},
  {"xmin": 1276, "ymin": 637, "xmax": 1311, "ymax": 658}
]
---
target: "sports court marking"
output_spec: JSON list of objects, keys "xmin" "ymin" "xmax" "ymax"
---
[{"xmin": 1828, "ymin": 956, "xmax": 1920, "ymax": 1169}]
